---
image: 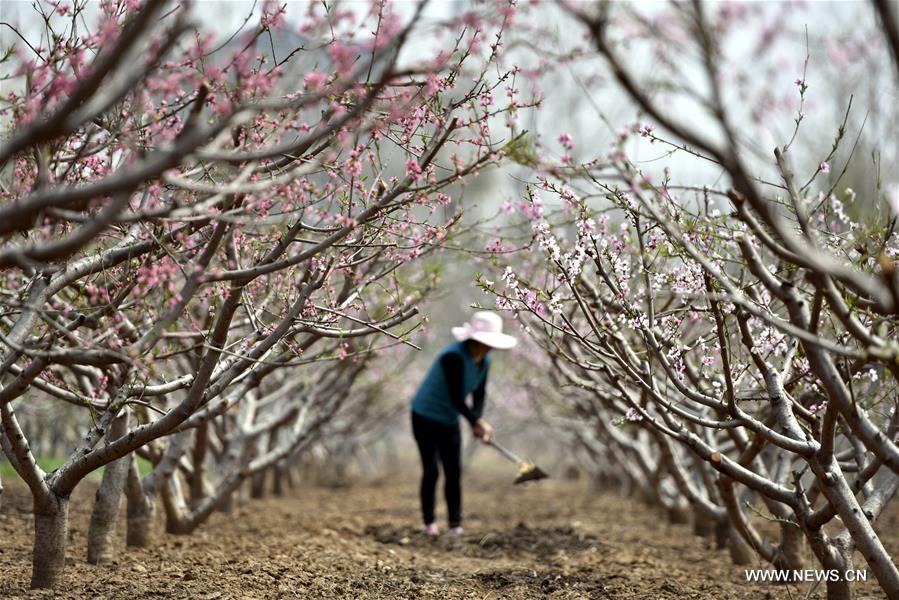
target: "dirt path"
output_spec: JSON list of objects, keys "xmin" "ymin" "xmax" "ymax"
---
[{"xmin": 0, "ymin": 473, "xmax": 890, "ymax": 599}]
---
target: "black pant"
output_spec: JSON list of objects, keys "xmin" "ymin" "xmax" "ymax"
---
[{"xmin": 411, "ymin": 412, "xmax": 462, "ymax": 527}]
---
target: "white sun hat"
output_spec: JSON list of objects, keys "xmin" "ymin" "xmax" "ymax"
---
[{"xmin": 451, "ymin": 311, "xmax": 517, "ymax": 350}]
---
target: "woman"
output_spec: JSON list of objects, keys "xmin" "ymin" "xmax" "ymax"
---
[{"xmin": 410, "ymin": 311, "xmax": 517, "ymax": 536}]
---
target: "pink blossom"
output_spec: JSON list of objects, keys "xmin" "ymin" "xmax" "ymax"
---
[
  {"xmin": 303, "ymin": 71, "xmax": 328, "ymax": 92},
  {"xmin": 405, "ymin": 159, "xmax": 424, "ymax": 181},
  {"xmin": 329, "ymin": 42, "xmax": 358, "ymax": 73},
  {"xmin": 461, "ymin": 11, "xmax": 482, "ymax": 28},
  {"xmin": 424, "ymin": 73, "xmax": 441, "ymax": 96},
  {"xmin": 260, "ymin": 0, "xmax": 287, "ymax": 28},
  {"xmin": 819, "ymin": 161, "xmax": 830, "ymax": 174},
  {"xmin": 333, "ymin": 214, "xmax": 357, "ymax": 228}
]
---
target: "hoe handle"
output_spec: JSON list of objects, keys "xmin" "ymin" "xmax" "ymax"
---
[{"xmin": 489, "ymin": 440, "xmax": 521, "ymax": 464}]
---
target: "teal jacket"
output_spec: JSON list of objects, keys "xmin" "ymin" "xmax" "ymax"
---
[{"xmin": 411, "ymin": 341, "xmax": 490, "ymax": 426}]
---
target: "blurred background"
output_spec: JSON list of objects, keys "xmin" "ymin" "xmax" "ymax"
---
[{"xmin": 1, "ymin": 0, "xmax": 896, "ymax": 488}]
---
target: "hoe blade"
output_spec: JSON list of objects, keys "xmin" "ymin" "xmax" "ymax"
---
[{"xmin": 514, "ymin": 460, "xmax": 549, "ymax": 484}]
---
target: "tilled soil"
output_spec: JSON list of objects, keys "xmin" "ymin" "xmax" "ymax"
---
[{"xmin": 0, "ymin": 472, "xmax": 891, "ymax": 599}]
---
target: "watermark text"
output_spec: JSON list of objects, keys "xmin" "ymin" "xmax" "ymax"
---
[{"xmin": 745, "ymin": 569, "xmax": 867, "ymax": 583}]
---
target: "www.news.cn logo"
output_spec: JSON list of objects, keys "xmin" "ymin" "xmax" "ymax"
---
[{"xmin": 745, "ymin": 569, "xmax": 868, "ymax": 583}]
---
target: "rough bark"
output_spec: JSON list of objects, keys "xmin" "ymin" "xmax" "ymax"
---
[
  {"xmin": 125, "ymin": 454, "xmax": 156, "ymax": 547},
  {"xmin": 162, "ymin": 474, "xmax": 195, "ymax": 535},
  {"xmin": 189, "ymin": 423, "xmax": 209, "ymax": 506},
  {"xmin": 87, "ymin": 410, "xmax": 130, "ymax": 564},
  {"xmin": 692, "ymin": 510, "xmax": 715, "ymax": 538},
  {"xmin": 771, "ymin": 522, "xmax": 805, "ymax": 573},
  {"xmin": 800, "ymin": 523, "xmax": 854, "ymax": 600},
  {"xmin": 162, "ymin": 464, "xmax": 247, "ymax": 535},
  {"xmin": 809, "ymin": 455, "xmax": 899, "ymax": 597},
  {"xmin": 250, "ymin": 468, "xmax": 267, "ymax": 499},
  {"xmin": 666, "ymin": 499, "xmax": 692, "ymax": 525},
  {"xmin": 726, "ymin": 526, "xmax": 755, "ymax": 566},
  {"xmin": 823, "ymin": 539, "xmax": 853, "ymax": 600},
  {"xmin": 31, "ymin": 493, "xmax": 70, "ymax": 589},
  {"xmin": 250, "ymin": 423, "xmax": 277, "ymax": 499},
  {"xmin": 717, "ymin": 476, "xmax": 780, "ymax": 565},
  {"xmin": 273, "ymin": 461, "xmax": 286, "ymax": 496},
  {"xmin": 217, "ymin": 491, "xmax": 234, "ymax": 513},
  {"xmin": 283, "ymin": 462, "xmax": 296, "ymax": 490}
]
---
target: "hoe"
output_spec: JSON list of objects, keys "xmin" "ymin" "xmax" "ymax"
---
[{"xmin": 488, "ymin": 439, "xmax": 549, "ymax": 484}]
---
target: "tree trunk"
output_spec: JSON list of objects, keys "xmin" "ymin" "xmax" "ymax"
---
[
  {"xmin": 125, "ymin": 455, "xmax": 156, "ymax": 548},
  {"xmin": 250, "ymin": 468, "xmax": 267, "ymax": 499},
  {"xmin": 283, "ymin": 462, "xmax": 296, "ymax": 490},
  {"xmin": 87, "ymin": 412, "xmax": 130, "ymax": 564},
  {"xmin": 803, "ymin": 526, "xmax": 854, "ymax": 600},
  {"xmin": 273, "ymin": 461, "xmax": 286, "ymax": 496},
  {"xmin": 811, "ymin": 456, "xmax": 899, "ymax": 597},
  {"xmin": 772, "ymin": 522, "xmax": 805, "ymax": 573},
  {"xmin": 726, "ymin": 525, "xmax": 755, "ymax": 565},
  {"xmin": 162, "ymin": 463, "xmax": 253, "ymax": 536},
  {"xmin": 251, "ymin": 430, "xmax": 278, "ymax": 499},
  {"xmin": 824, "ymin": 538, "xmax": 853, "ymax": 600},
  {"xmin": 189, "ymin": 424, "xmax": 209, "ymax": 506},
  {"xmin": 822, "ymin": 550, "xmax": 853, "ymax": 600},
  {"xmin": 217, "ymin": 493, "xmax": 234, "ymax": 513},
  {"xmin": 692, "ymin": 510, "xmax": 714, "ymax": 538},
  {"xmin": 238, "ymin": 478, "xmax": 250, "ymax": 506},
  {"xmin": 31, "ymin": 493, "xmax": 70, "ymax": 589},
  {"xmin": 824, "ymin": 577, "xmax": 852, "ymax": 600},
  {"xmin": 714, "ymin": 520, "xmax": 729, "ymax": 550},
  {"xmin": 666, "ymin": 498, "xmax": 691, "ymax": 525},
  {"xmin": 162, "ymin": 474, "xmax": 195, "ymax": 535}
]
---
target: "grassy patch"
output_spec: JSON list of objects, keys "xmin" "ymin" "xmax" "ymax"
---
[{"xmin": 1, "ymin": 456, "xmax": 153, "ymax": 481}]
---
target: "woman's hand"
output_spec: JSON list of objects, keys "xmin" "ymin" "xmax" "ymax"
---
[{"xmin": 472, "ymin": 418, "xmax": 493, "ymax": 443}]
